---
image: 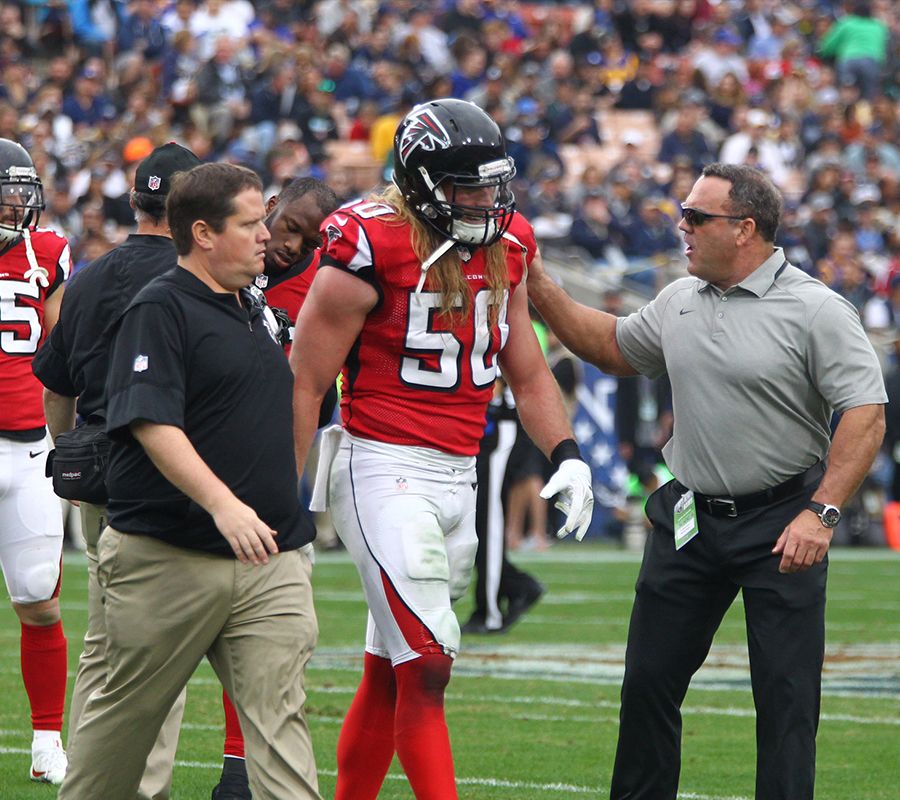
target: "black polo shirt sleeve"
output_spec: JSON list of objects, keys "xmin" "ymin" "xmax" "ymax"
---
[
  {"xmin": 106, "ymin": 299, "xmax": 187, "ymax": 436},
  {"xmin": 33, "ymin": 322, "xmax": 77, "ymax": 397}
]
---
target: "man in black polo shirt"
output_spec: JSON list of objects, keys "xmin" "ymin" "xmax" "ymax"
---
[
  {"xmin": 34, "ymin": 141, "xmax": 200, "ymax": 800},
  {"xmin": 58, "ymin": 163, "xmax": 321, "ymax": 800}
]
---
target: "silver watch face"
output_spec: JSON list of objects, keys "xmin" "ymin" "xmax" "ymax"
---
[{"xmin": 821, "ymin": 506, "xmax": 841, "ymax": 527}]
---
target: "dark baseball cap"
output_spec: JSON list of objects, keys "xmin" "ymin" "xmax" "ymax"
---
[{"xmin": 134, "ymin": 142, "xmax": 202, "ymax": 195}]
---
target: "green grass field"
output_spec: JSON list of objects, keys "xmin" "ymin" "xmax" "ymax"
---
[{"xmin": 1, "ymin": 545, "xmax": 898, "ymax": 799}]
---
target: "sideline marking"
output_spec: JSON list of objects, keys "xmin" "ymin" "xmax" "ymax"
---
[{"xmin": 0, "ymin": 749, "xmax": 753, "ymax": 799}]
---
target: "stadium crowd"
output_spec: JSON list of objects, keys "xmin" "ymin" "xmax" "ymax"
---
[
  {"xmin": 0, "ymin": 2, "xmax": 896, "ymax": 796},
  {"xmin": 0, "ymin": 0, "xmax": 895, "ymax": 330}
]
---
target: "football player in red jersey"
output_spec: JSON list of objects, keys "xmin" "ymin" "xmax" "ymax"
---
[
  {"xmin": 0, "ymin": 138, "xmax": 71, "ymax": 785},
  {"xmin": 291, "ymin": 99, "xmax": 594, "ymax": 799},
  {"xmin": 256, "ymin": 177, "xmax": 341, "ymax": 351}
]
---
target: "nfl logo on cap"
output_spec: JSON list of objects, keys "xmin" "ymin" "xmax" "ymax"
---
[
  {"xmin": 133, "ymin": 354, "xmax": 149, "ymax": 372},
  {"xmin": 148, "ymin": 175, "xmax": 161, "ymax": 191}
]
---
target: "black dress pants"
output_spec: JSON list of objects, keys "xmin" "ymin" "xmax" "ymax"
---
[
  {"xmin": 470, "ymin": 418, "xmax": 540, "ymax": 627},
  {"xmin": 610, "ymin": 478, "xmax": 826, "ymax": 800}
]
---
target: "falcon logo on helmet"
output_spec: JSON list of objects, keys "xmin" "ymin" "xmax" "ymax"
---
[
  {"xmin": 392, "ymin": 99, "xmax": 517, "ymax": 249},
  {"xmin": 397, "ymin": 108, "xmax": 452, "ymax": 166}
]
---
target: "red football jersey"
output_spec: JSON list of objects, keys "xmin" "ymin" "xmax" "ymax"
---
[
  {"xmin": 319, "ymin": 201, "xmax": 536, "ymax": 456},
  {"xmin": 263, "ymin": 251, "xmax": 319, "ymax": 355},
  {"xmin": 264, "ymin": 250, "xmax": 319, "ymax": 325},
  {"xmin": 0, "ymin": 229, "xmax": 70, "ymax": 430}
]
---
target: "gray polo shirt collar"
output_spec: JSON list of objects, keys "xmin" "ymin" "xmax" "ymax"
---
[{"xmin": 697, "ymin": 247, "xmax": 786, "ymax": 298}]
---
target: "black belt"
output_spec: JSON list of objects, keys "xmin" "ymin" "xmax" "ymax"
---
[{"xmin": 673, "ymin": 462, "xmax": 825, "ymax": 518}]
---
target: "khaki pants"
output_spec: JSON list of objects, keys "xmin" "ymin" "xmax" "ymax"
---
[
  {"xmin": 60, "ymin": 528, "xmax": 320, "ymax": 800},
  {"xmin": 68, "ymin": 504, "xmax": 186, "ymax": 800}
]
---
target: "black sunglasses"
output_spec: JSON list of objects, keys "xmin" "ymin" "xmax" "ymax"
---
[{"xmin": 680, "ymin": 207, "xmax": 746, "ymax": 227}]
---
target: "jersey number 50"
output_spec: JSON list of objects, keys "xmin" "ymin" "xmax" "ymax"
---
[
  {"xmin": 401, "ymin": 289, "xmax": 509, "ymax": 391},
  {"xmin": 0, "ymin": 280, "xmax": 41, "ymax": 355}
]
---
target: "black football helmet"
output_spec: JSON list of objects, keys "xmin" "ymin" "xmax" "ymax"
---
[
  {"xmin": 0, "ymin": 138, "xmax": 44, "ymax": 243},
  {"xmin": 392, "ymin": 99, "xmax": 516, "ymax": 247}
]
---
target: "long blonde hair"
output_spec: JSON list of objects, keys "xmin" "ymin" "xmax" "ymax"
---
[{"xmin": 371, "ymin": 184, "xmax": 512, "ymax": 323}]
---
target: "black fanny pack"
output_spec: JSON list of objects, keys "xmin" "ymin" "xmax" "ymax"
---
[{"xmin": 46, "ymin": 421, "xmax": 110, "ymax": 505}]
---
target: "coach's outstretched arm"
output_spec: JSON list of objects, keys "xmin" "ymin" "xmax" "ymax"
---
[
  {"xmin": 526, "ymin": 248, "xmax": 637, "ymax": 377},
  {"xmin": 499, "ymin": 279, "xmax": 594, "ymax": 541}
]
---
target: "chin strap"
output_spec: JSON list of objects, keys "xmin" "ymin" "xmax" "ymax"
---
[
  {"xmin": 21, "ymin": 228, "xmax": 49, "ymax": 289},
  {"xmin": 415, "ymin": 238, "xmax": 455, "ymax": 294}
]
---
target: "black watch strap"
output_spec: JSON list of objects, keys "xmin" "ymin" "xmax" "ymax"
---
[{"xmin": 807, "ymin": 501, "xmax": 841, "ymax": 528}]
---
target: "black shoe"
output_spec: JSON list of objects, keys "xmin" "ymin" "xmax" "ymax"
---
[
  {"xmin": 461, "ymin": 615, "xmax": 488, "ymax": 634},
  {"xmin": 502, "ymin": 581, "xmax": 545, "ymax": 630},
  {"xmin": 461, "ymin": 615, "xmax": 506, "ymax": 634},
  {"xmin": 211, "ymin": 757, "xmax": 251, "ymax": 800}
]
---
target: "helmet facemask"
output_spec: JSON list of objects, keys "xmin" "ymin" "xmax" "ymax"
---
[
  {"xmin": 0, "ymin": 167, "xmax": 43, "ymax": 244},
  {"xmin": 424, "ymin": 157, "xmax": 516, "ymax": 247}
]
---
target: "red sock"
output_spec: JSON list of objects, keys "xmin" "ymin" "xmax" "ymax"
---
[
  {"xmin": 394, "ymin": 653, "xmax": 457, "ymax": 800},
  {"xmin": 335, "ymin": 652, "xmax": 397, "ymax": 800},
  {"xmin": 222, "ymin": 690, "xmax": 245, "ymax": 759},
  {"xmin": 20, "ymin": 621, "xmax": 67, "ymax": 731}
]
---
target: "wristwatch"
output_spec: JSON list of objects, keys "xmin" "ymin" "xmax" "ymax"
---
[{"xmin": 807, "ymin": 501, "xmax": 841, "ymax": 528}]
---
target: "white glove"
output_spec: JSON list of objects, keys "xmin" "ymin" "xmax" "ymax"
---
[{"xmin": 540, "ymin": 459, "xmax": 594, "ymax": 541}]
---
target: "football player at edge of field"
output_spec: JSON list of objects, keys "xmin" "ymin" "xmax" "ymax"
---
[
  {"xmin": 0, "ymin": 138, "xmax": 71, "ymax": 785},
  {"xmin": 289, "ymin": 98, "xmax": 595, "ymax": 799}
]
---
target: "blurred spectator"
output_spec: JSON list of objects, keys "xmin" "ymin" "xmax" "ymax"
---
[
  {"xmin": 193, "ymin": 37, "xmax": 252, "ymax": 146},
  {"xmin": 549, "ymin": 86, "xmax": 602, "ymax": 145},
  {"xmin": 466, "ymin": 65, "xmax": 515, "ymax": 116},
  {"xmin": 299, "ymin": 82, "xmax": 341, "ymax": 160},
  {"xmin": 395, "ymin": 8, "xmax": 452, "ymax": 75},
  {"xmin": 816, "ymin": 229, "xmax": 873, "ymax": 312},
  {"xmin": 0, "ymin": 58, "xmax": 34, "ymax": 111},
  {"xmin": 445, "ymin": 1, "xmax": 493, "ymax": 39},
  {"xmin": 618, "ymin": 195, "xmax": 680, "ymax": 291},
  {"xmin": 693, "ymin": 27, "xmax": 749, "ymax": 87},
  {"xmin": 347, "ymin": 100, "xmax": 379, "ymax": 143},
  {"xmin": 62, "ymin": 63, "xmax": 116, "ymax": 128},
  {"xmin": 162, "ymin": 29, "xmax": 201, "ymax": 122},
  {"xmin": 658, "ymin": 102, "xmax": 716, "ymax": 172},
  {"xmin": 843, "ymin": 125, "xmax": 900, "ymax": 177},
  {"xmin": 719, "ymin": 108, "xmax": 789, "ymax": 187},
  {"xmin": 803, "ymin": 192, "xmax": 839, "ymax": 265},
  {"xmin": 707, "ymin": 72, "xmax": 748, "ymax": 134},
  {"xmin": 863, "ymin": 275, "xmax": 900, "ymax": 331},
  {"xmin": 318, "ymin": 0, "xmax": 374, "ymax": 39},
  {"xmin": 567, "ymin": 163, "xmax": 607, "ymax": 209},
  {"xmin": 774, "ymin": 114, "xmax": 805, "ymax": 169},
  {"xmin": 117, "ymin": 0, "xmax": 168, "ymax": 63},
  {"xmin": 596, "ymin": 33, "xmax": 639, "ymax": 96},
  {"xmin": 570, "ymin": 189, "xmax": 615, "ymax": 263},
  {"xmin": 161, "ymin": 0, "xmax": 197, "ymax": 38},
  {"xmin": 68, "ymin": 0, "xmax": 120, "ymax": 55},
  {"xmin": 527, "ymin": 166, "xmax": 573, "ymax": 241},
  {"xmin": 851, "ymin": 184, "xmax": 886, "ymax": 255},
  {"xmin": 191, "ymin": 0, "xmax": 253, "ymax": 60},
  {"xmin": 747, "ymin": 7, "xmax": 802, "ymax": 61},
  {"xmin": 818, "ymin": 1, "xmax": 889, "ymax": 99},
  {"xmin": 779, "ymin": 202, "xmax": 815, "ymax": 273},
  {"xmin": 615, "ymin": 57, "xmax": 660, "ymax": 111},
  {"xmin": 506, "ymin": 116, "xmax": 564, "ymax": 186},
  {"xmin": 322, "ymin": 42, "xmax": 372, "ymax": 114}
]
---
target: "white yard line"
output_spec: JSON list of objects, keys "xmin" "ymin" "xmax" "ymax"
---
[{"xmin": 0, "ymin": 747, "xmax": 752, "ymax": 799}]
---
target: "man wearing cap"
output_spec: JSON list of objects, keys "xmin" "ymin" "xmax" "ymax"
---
[{"xmin": 34, "ymin": 142, "xmax": 202, "ymax": 800}]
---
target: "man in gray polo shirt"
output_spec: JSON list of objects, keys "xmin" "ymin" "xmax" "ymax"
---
[{"xmin": 527, "ymin": 162, "xmax": 886, "ymax": 800}]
